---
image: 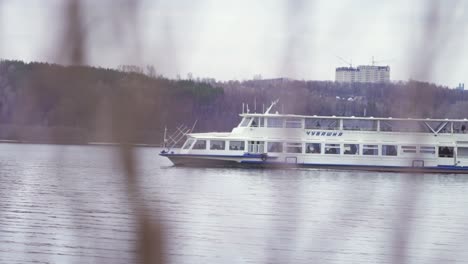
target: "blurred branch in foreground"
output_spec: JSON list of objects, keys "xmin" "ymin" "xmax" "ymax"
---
[{"xmin": 60, "ymin": 0, "xmax": 165, "ymax": 263}]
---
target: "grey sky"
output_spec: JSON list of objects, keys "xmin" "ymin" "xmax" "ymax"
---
[{"xmin": 1, "ymin": 0, "xmax": 467, "ymax": 87}]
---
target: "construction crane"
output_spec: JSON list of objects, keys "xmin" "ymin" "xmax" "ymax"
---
[
  {"xmin": 336, "ymin": 56, "xmax": 353, "ymax": 68},
  {"xmin": 371, "ymin": 56, "xmax": 394, "ymax": 66}
]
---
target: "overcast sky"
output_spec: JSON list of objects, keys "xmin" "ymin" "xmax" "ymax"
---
[{"xmin": 1, "ymin": 0, "xmax": 467, "ymax": 87}]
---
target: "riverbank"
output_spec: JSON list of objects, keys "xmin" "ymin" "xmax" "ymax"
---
[
  {"xmin": 0, "ymin": 124, "xmax": 164, "ymax": 146},
  {"xmin": 0, "ymin": 139, "xmax": 161, "ymax": 147}
]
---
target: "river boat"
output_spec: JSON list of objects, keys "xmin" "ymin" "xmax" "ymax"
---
[{"xmin": 160, "ymin": 101, "xmax": 468, "ymax": 173}]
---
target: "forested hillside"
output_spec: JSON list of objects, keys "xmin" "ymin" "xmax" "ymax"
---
[{"xmin": 1, "ymin": 60, "xmax": 467, "ymax": 144}]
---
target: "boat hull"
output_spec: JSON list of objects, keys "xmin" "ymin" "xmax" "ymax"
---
[
  {"xmin": 160, "ymin": 153, "xmax": 468, "ymax": 173},
  {"xmin": 165, "ymin": 155, "xmax": 239, "ymax": 167}
]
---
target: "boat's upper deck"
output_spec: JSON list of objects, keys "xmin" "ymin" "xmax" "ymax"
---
[
  {"xmin": 240, "ymin": 113, "xmax": 468, "ymax": 123},
  {"xmin": 236, "ymin": 113, "xmax": 468, "ymax": 135}
]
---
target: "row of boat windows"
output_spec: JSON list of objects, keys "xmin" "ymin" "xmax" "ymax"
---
[
  {"xmin": 182, "ymin": 139, "xmax": 455, "ymax": 158},
  {"xmin": 183, "ymin": 139, "xmax": 246, "ymax": 151},
  {"xmin": 240, "ymin": 117, "xmax": 468, "ymax": 133},
  {"xmin": 262, "ymin": 143, "xmax": 446, "ymax": 157}
]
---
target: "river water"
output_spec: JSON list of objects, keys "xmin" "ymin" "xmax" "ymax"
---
[{"xmin": 1, "ymin": 143, "xmax": 468, "ymax": 264}]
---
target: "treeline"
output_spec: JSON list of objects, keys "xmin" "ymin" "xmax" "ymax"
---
[
  {"xmin": 0, "ymin": 60, "xmax": 223, "ymax": 143},
  {"xmin": 0, "ymin": 60, "xmax": 467, "ymax": 144}
]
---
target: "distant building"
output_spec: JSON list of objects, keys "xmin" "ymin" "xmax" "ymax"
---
[
  {"xmin": 456, "ymin": 83, "xmax": 465, "ymax": 90},
  {"xmin": 336, "ymin": 65, "xmax": 390, "ymax": 83},
  {"xmin": 335, "ymin": 67, "xmax": 359, "ymax": 83}
]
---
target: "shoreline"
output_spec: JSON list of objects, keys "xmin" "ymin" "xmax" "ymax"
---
[{"xmin": 0, "ymin": 140, "xmax": 162, "ymax": 147}]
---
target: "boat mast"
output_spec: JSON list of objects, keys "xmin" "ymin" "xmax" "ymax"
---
[
  {"xmin": 264, "ymin": 99, "xmax": 279, "ymax": 114},
  {"xmin": 163, "ymin": 126, "xmax": 167, "ymax": 148}
]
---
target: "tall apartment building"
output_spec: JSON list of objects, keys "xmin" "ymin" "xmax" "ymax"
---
[{"xmin": 335, "ymin": 65, "xmax": 390, "ymax": 83}]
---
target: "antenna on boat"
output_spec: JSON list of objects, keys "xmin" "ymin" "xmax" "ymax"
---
[
  {"xmin": 265, "ymin": 99, "xmax": 279, "ymax": 114},
  {"xmin": 254, "ymin": 97, "xmax": 257, "ymax": 113},
  {"xmin": 163, "ymin": 126, "xmax": 167, "ymax": 148},
  {"xmin": 246, "ymin": 104, "xmax": 250, "ymax": 113},
  {"xmin": 242, "ymin": 103, "xmax": 245, "ymax": 114}
]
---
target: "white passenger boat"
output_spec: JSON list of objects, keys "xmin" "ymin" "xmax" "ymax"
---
[{"xmin": 160, "ymin": 101, "xmax": 468, "ymax": 173}]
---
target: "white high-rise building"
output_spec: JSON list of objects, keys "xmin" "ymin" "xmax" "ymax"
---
[{"xmin": 335, "ymin": 65, "xmax": 390, "ymax": 83}]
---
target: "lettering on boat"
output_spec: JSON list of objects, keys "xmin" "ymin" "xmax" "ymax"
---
[{"xmin": 306, "ymin": 131, "xmax": 343, "ymax": 137}]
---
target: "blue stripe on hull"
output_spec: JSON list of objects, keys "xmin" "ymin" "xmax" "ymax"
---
[{"xmin": 241, "ymin": 160, "xmax": 468, "ymax": 173}]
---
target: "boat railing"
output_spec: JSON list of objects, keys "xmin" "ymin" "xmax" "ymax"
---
[{"xmin": 163, "ymin": 120, "xmax": 198, "ymax": 151}]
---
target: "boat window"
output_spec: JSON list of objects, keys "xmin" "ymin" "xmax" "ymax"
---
[
  {"xmin": 382, "ymin": 145, "xmax": 397, "ymax": 156},
  {"xmin": 251, "ymin": 117, "xmax": 264, "ymax": 127},
  {"xmin": 325, "ymin": 143, "xmax": 340, "ymax": 154},
  {"xmin": 305, "ymin": 143, "xmax": 321, "ymax": 154},
  {"xmin": 438, "ymin": 146, "xmax": 454, "ymax": 158},
  {"xmin": 458, "ymin": 147, "xmax": 468, "ymax": 158},
  {"xmin": 267, "ymin": 118, "xmax": 284, "ymax": 128},
  {"xmin": 192, "ymin": 140, "xmax": 207, "ymax": 150},
  {"xmin": 267, "ymin": 142, "xmax": 283, "ymax": 153},
  {"xmin": 210, "ymin": 140, "xmax": 225, "ymax": 150},
  {"xmin": 240, "ymin": 117, "xmax": 251, "ymax": 127},
  {"xmin": 229, "ymin": 141, "xmax": 245, "ymax": 150},
  {"xmin": 182, "ymin": 138, "xmax": 195, "ymax": 150},
  {"xmin": 420, "ymin": 146, "xmax": 435, "ymax": 155},
  {"xmin": 344, "ymin": 144, "xmax": 359, "ymax": 155},
  {"xmin": 285, "ymin": 118, "xmax": 303, "ymax": 128},
  {"xmin": 305, "ymin": 118, "xmax": 338, "ymax": 130},
  {"xmin": 363, "ymin": 144, "xmax": 378, "ymax": 155},
  {"xmin": 285, "ymin": 142, "xmax": 302, "ymax": 153},
  {"xmin": 401, "ymin": 145, "xmax": 417, "ymax": 154}
]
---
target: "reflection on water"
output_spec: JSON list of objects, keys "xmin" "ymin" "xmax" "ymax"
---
[{"xmin": 1, "ymin": 143, "xmax": 468, "ymax": 263}]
